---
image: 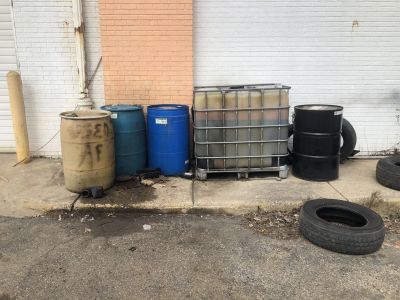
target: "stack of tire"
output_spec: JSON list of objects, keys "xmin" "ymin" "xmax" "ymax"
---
[
  {"xmin": 288, "ymin": 118, "xmax": 357, "ymax": 163},
  {"xmin": 376, "ymin": 155, "xmax": 400, "ymax": 191}
]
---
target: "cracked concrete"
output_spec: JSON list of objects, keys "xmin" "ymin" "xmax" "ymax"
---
[{"xmin": 0, "ymin": 154, "xmax": 399, "ymax": 217}]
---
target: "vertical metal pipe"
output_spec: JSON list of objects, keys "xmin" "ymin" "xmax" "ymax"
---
[
  {"xmin": 235, "ymin": 91, "xmax": 238, "ymax": 169},
  {"xmin": 7, "ymin": 71, "xmax": 30, "ymax": 163},
  {"xmin": 261, "ymin": 91, "xmax": 264, "ymax": 168},
  {"xmin": 222, "ymin": 91, "xmax": 226, "ymax": 169},
  {"xmin": 277, "ymin": 88, "xmax": 282, "ymax": 166},
  {"xmin": 247, "ymin": 91, "xmax": 251, "ymax": 170},
  {"xmin": 72, "ymin": 0, "xmax": 92, "ymax": 110},
  {"xmin": 205, "ymin": 91, "xmax": 209, "ymax": 171},
  {"xmin": 193, "ymin": 90, "xmax": 197, "ymax": 171}
]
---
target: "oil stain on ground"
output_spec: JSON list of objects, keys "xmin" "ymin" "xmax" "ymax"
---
[{"xmin": 79, "ymin": 179, "xmax": 157, "ymax": 206}]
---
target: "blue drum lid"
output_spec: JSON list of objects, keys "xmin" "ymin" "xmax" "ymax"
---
[
  {"xmin": 100, "ymin": 104, "xmax": 143, "ymax": 112},
  {"xmin": 148, "ymin": 104, "xmax": 188, "ymax": 111}
]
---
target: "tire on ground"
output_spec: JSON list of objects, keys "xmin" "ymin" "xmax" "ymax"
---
[
  {"xmin": 376, "ymin": 155, "xmax": 400, "ymax": 191},
  {"xmin": 299, "ymin": 198, "xmax": 385, "ymax": 255}
]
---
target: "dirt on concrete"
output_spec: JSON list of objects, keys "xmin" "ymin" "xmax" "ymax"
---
[{"xmin": 244, "ymin": 206, "xmax": 400, "ymax": 239}]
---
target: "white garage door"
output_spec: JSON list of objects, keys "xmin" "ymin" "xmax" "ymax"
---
[
  {"xmin": 194, "ymin": 0, "xmax": 400, "ymax": 155},
  {"xmin": 0, "ymin": 0, "xmax": 17, "ymax": 150}
]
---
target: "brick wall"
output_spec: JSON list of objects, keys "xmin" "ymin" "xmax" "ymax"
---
[{"xmin": 99, "ymin": 0, "xmax": 193, "ymax": 106}]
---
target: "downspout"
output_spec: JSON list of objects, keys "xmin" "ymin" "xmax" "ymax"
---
[{"xmin": 72, "ymin": 0, "xmax": 93, "ymax": 110}]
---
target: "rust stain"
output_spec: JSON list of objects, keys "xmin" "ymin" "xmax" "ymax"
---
[{"xmin": 352, "ymin": 20, "xmax": 359, "ymax": 31}]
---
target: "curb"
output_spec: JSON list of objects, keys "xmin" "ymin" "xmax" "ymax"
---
[{"xmin": 42, "ymin": 197, "xmax": 400, "ymax": 217}]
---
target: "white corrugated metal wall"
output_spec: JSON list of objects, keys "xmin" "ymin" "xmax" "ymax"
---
[
  {"xmin": 193, "ymin": 0, "xmax": 400, "ymax": 155},
  {"xmin": 0, "ymin": 0, "xmax": 17, "ymax": 151},
  {"xmin": 0, "ymin": 0, "xmax": 104, "ymax": 156},
  {"xmin": 12, "ymin": 0, "xmax": 78, "ymax": 156}
]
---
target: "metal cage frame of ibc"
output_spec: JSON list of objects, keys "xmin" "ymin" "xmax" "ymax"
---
[{"xmin": 193, "ymin": 83, "xmax": 291, "ymax": 180}]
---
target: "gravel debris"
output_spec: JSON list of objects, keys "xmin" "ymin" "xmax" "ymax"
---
[
  {"xmin": 244, "ymin": 208, "xmax": 300, "ymax": 240},
  {"xmin": 384, "ymin": 212, "xmax": 400, "ymax": 234},
  {"xmin": 245, "ymin": 207, "xmax": 400, "ymax": 239}
]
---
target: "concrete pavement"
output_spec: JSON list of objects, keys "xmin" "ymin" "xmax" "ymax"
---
[{"xmin": 1, "ymin": 154, "xmax": 400, "ymax": 217}]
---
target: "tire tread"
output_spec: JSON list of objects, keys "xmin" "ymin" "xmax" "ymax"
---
[
  {"xmin": 299, "ymin": 200, "xmax": 385, "ymax": 255},
  {"xmin": 376, "ymin": 156, "xmax": 400, "ymax": 190}
]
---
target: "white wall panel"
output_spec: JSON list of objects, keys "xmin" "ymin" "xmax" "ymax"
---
[
  {"xmin": 0, "ymin": 0, "xmax": 17, "ymax": 150},
  {"xmin": 11, "ymin": 0, "xmax": 104, "ymax": 156},
  {"xmin": 193, "ymin": 0, "xmax": 400, "ymax": 154}
]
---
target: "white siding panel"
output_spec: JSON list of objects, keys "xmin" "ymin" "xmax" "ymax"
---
[
  {"xmin": 0, "ymin": 0, "xmax": 17, "ymax": 150},
  {"xmin": 11, "ymin": 0, "xmax": 104, "ymax": 156},
  {"xmin": 194, "ymin": 0, "xmax": 400, "ymax": 154},
  {"xmin": 12, "ymin": 0, "xmax": 79, "ymax": 156}
]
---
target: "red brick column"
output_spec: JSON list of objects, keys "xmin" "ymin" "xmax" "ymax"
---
[{"xmin": 99, "ymin": 0, "xmax": 193, "ymax": 105}]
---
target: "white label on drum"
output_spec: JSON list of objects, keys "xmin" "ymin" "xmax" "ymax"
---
[
  {"xmin": 111, "ymin": 113, "xmax": 118, "ymax": 119},
  {"xmin": 185, "ymin": 160, "xmax": 189, "ymax": 164},
  {"xmin": 334, "ymin": 111, "xmax": 343, "ymax": 116},
  {"xmin": 155, "ymin": 118, "xmax": 168, "ymax": 125}
]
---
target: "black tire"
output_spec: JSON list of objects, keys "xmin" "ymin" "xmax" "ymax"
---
[
  {"xmin": 288, "ymin": 118, "xmax": 357, "ymax": 163},
  {"xmin": 340, "ymin": 118, "xmax": 357, "ymax": 163},
  {"xmin": 299, "ymin": 199, "xmax": 385, "ymax": 255},
  {"xmin": 376, "ymin": 155, "xmax": 400, "ymax": 190}
]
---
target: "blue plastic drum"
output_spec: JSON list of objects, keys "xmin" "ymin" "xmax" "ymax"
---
[
  {"xmin": 101, "ymin": 104, "xmax": 146, "ymax": 179},
  {"xmin": 147, "ymin": 104, "xmax": 189, "ymax": 175}
]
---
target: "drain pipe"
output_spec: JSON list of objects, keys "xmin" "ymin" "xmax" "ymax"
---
[{"xmin": 72, "ymin": 0, "xmax": 92, "ymax": 110}]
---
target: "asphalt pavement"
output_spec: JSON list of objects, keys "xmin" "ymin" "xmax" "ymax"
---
[{"xmin": 1, "ymin": 212, "xmax": 399, "ymax": 299}]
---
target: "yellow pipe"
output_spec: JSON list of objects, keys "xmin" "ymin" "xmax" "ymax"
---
[{"xmin": 7, "ymin": 71, "xmax": 30, "ymax": 163}]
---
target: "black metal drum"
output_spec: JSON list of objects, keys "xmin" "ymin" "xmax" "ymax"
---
[{"xmin": 292, "ymin": 105, "xmax": 343, "ymax": 181}]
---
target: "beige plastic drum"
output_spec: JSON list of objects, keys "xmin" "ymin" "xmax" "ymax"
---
[{"xmin": 60, "ymin": 110, "xmax": 115, "ymax": 193}]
